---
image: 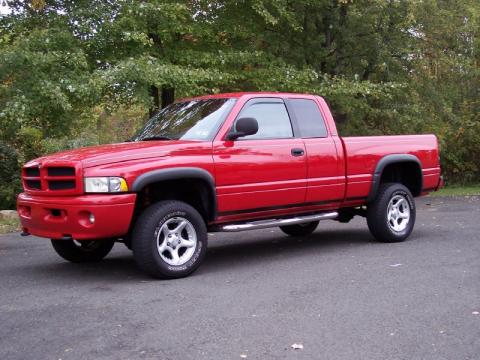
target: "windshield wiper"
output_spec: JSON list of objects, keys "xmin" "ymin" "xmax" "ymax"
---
[{"xmin": 138, "ymin": 135, "xmax": 174, "ymax": 141}]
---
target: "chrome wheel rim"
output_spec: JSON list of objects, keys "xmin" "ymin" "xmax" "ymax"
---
[
  {"xmin": 387, "ymin": 195, "xmax": 410, "ymax": 232},
  {"xmin": 156, "ymin": 217, "xmax": 197, "ymax": 266}
]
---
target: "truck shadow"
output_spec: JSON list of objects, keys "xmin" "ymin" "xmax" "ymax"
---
[
  {"xmin": 200, "ymin": 228, "xmax": 376, "ymax": 275},
  {"xmin": 18, "ymin": 227, "xmax": 425, "ymax": 282},
  {"xmin": 20, "ymin": 255, "xmax": 146, "ymax": 283},
  {"xmin": 199, "ymin": 226, "xmax": 428, "ymax": 276}
]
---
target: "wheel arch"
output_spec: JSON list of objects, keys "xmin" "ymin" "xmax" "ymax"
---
[
  {"xmin": 131, "ymin": 167, "xmax": 217, "ymax": 222},
  {"xmin": 367, "ymin": 154, "xmax": 423, "ymax": 202}
]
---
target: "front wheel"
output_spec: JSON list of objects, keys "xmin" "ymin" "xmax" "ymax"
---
[
  {"xmin": 367, "ymin": 183, "xmax": 416, "ymax": 243},
  {"xmin": 132, "ymin": 201, "xmax": 207, "ymax": 279},
  {"xmin": 51, "ymin": 238, "xmax": 115, "ymax": 263}
]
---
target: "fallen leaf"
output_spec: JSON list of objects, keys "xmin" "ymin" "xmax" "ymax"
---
[
  {"xmin": 240, "ymin": 355, "xmax": 247, "ymax": 359},
  {"xmin": 389, "ymin": 264, "xmax": 402, "ymax": 267}
]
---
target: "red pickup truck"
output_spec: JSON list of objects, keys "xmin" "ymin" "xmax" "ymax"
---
[{"xmin": 17, "ymin": 92, "xmax": 442, "ymax": 278}]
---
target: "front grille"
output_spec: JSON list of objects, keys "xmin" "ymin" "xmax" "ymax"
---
[
  {"xmin": 47, "ymin": 167, "xmax": 75, "ymax": 176},
  {"xmin": 25, "ymin": 179, "xmax": 41, "ymax": 189},
  {"xmin": 25, "ymin": 167, "xmax": 40, "ymax": 177},
  {"xmin": 48, "ymin": 180, "xmax": 76, "ymax": 190},
  {"xmin": 23, "ymin": 165, "xmax": 78, "ymax": 193}
]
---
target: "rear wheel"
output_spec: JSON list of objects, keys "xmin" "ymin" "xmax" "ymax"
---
[
  {"xmin": 51, "ymin": 238, "xmax": 115, "ymax": 263},
  {"xmin": 367, "ymin": 183, "xmax": 416, "ymax": 243},
  {"xmin": 132, "ymin": 201, "xmax": 207, "ymax": 279},
  {"xmin": 280, "ymin": 221, "xmax": 319, "ymax": 237}
]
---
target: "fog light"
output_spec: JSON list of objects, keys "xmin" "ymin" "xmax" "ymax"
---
[{"xmin": 89, "ymin": 213, "xmax": 95, "ymax": 224}]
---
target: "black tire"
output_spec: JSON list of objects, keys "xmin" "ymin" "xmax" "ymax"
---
[
  {"xmin": 132, "ymin": 201, "xmax": 208, "ymax": 279},
  {"xmin": 51, "ymin": 238, "xmax": 115, "ymax": 263},
  {"xmin": 367, "ymin": 183, "xmax": 416, "ymax": 243},
  {"xmin": 280, "ymin": 221, "xmax": 319, "ymax": 237}
]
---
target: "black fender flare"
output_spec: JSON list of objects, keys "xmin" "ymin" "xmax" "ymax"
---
[
  {"xmin": 131, "ymin": 167, "xmax": 217, "ymax": 220},
  {"xmin": 367, "ymin": 154, "xmax": 423, "ymax": 202}
]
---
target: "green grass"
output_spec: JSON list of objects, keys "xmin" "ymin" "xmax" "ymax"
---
[
  {"xmin": 0, "ymin": 215, "xmax": 20, "ymax": 235},
  {"xmin": 430, "ymin": 184, "xmax": 480, "ymax": 197}
]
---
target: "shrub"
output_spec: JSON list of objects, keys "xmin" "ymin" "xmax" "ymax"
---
[{"xmin": 0, "ymin": 141, "xmax": 22, "ymax": 210}]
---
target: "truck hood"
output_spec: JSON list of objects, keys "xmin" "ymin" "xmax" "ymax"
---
[{"xmin": 27, "ymin": 140, "xmax": 210, "ymax": 168}]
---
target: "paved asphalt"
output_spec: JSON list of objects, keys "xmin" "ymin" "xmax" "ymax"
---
[{"xmin": 0, "ymin": 196, "xmax": 479, "ymax": 360}]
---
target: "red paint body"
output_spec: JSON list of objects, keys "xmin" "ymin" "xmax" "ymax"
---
[{"xmin": 17, "ymin": 92, "xmax": 442, "ymax": 240}]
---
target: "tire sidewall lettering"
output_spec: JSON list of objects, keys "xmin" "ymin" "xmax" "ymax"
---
[
  {"xmin": 167, "ymin": 242, "xmax": 203, "ymax": 272},
  {"xmin": 153, "ymin": 210, "xmax": 188, "ymax": 245},
  {"xmin": 387, "ymin": 189, "xmax": 414, "ymax": 236},
  {"xmin": 391, "ymin": 189, "xmax": 415, "ymax": 210}
]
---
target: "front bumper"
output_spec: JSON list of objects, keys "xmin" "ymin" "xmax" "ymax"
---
[{"xmin": 17, "ymin": 193, "xmax": 137, "ymax": 240}]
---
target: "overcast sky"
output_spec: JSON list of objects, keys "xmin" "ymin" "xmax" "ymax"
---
[{"xmin": 1, "ymin": 1, "xmax": 11, "ymax": 15}]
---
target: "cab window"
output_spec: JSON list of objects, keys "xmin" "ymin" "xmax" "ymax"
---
[
  {"xmin": 289, "ymin": 99, "xmax": 327, "ymax": 138},
  {"xmin": 237, "ymin": 100, "xmax": 293, "ymax": 140}
]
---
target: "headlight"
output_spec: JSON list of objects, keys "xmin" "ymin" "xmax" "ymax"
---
[{"xmin": 84, "ymin": 177, "xmax": 128, "ymax": 193}]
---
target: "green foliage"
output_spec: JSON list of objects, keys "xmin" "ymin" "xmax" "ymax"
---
[
  {"xmin": 40, "ymin": 132, "xmax": 99, "ymax": 155},
  {"xmin": 0, "ymin": 141, "xmax": 22, "ymax": 209},
  {"xmin": 0, "ymin": 27, "xmax": 98, "ymax": 140},
  {"xmin": 0, "ymin": 0, "xmax": 478, "ymax": 209},
  {"xmin": 96, "ymin": 104, "xmax": 147, "ymax": 144}
]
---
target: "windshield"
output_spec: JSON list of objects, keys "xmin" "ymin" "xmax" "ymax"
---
[{"xmin": 133, "ymin": 98, "xmax": 236, "ymax": 141}]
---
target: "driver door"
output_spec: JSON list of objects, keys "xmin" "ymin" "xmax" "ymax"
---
[{"xmin": 213, "ymin": 97, "xmax": 307, "ymax": 216}]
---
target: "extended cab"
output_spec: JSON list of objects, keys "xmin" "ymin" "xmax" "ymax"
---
[{"xmin": 17, "ymin": 93, "xmax": 443, "ymax": 278}]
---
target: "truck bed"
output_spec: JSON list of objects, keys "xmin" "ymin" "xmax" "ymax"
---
[{"xmin": 341, "ymin": 134, "xmax": 441, "ymax": 201}]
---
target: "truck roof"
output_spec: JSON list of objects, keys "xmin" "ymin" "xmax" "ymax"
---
[{"xmin": 181, "ymin": 92, "xmax": 319, "ymax": 102}]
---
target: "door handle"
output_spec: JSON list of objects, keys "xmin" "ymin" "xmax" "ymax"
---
[{"xmin": 291, "ymin": 148, "xmax": 305, "ymax": 157}]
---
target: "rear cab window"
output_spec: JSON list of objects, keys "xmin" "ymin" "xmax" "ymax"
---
[{"xmin": 288, "ymin": 99, "xmax": 328, "ymax": 138}]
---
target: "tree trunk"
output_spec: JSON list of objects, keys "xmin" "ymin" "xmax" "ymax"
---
[
  {"xmin": 149, "ymin": 85, "xmax": 160, "ymax": 117},
  {"xmin": 161, "ymin": 86, "xmax": 175, "ymax": 108},
  {"xmin": 148, "ymin": 83, "xmax": 174, "ymax": 116}
]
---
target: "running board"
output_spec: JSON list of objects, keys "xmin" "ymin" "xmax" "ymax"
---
[{"xmin": 221, "ymin": 212, "xmax": 339, "ymax": 232}]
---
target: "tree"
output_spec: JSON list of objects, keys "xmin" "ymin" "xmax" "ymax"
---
[{"xmin": 0, "ymin": 0, "xmax": 478, "ymax": 208}]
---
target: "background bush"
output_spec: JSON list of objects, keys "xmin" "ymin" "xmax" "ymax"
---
[
  {"xmin": 0, "ymin": 142, "xmax": 22, "ymax": 209},
  {"xmin": 0, "ymin": 0, "xmax": 478, "ymax": 209}
]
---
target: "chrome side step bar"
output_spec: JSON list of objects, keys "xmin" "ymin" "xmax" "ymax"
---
[{"xmin": 221, "ymin": 211, "xmax": 339, "ymax": 232}]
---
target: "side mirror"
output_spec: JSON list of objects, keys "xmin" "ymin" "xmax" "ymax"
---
[{"xmin": 226, "ymin": 117, "xmax": 259, "ymax": 140}]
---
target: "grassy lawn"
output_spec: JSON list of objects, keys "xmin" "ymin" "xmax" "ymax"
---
[
  {"xmin": 0, "ymin": 215, "xmax": 20, "ymax": 235},
  {"xmin": 431, "ymin": 184, "xmax": 480, "ymax": 197}
]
